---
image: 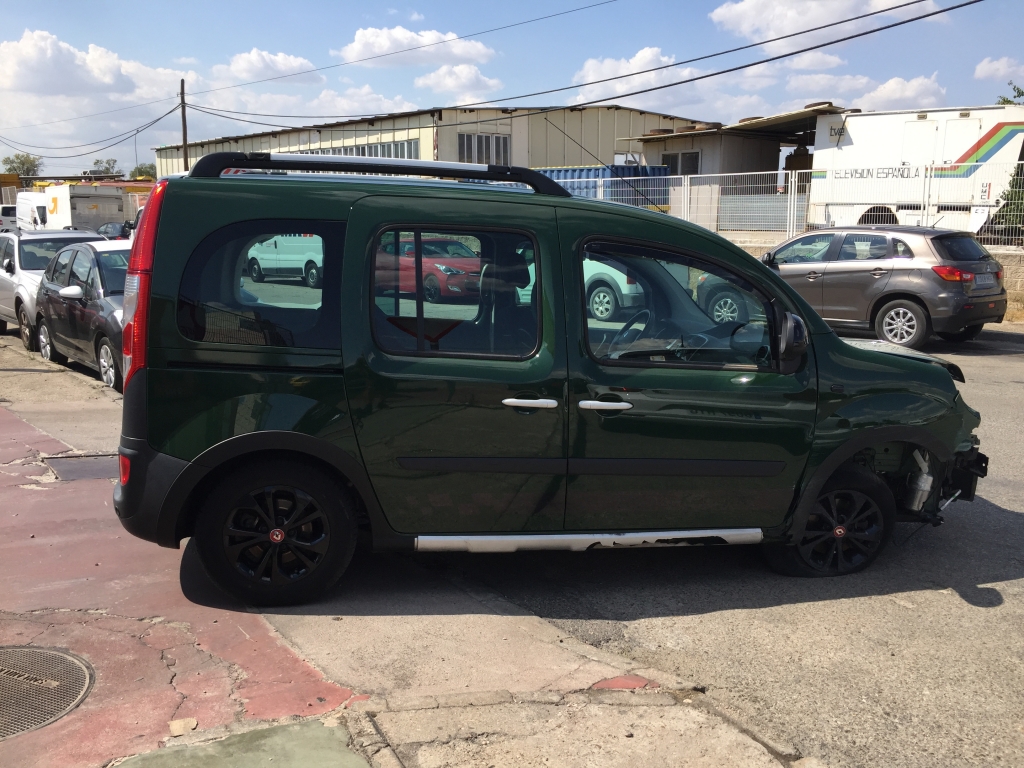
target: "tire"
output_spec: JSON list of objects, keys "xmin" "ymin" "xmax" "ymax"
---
[
  {"xmin": 422, "ymin": 274, "xmax": 441, "ymax": 304},
  {"xmin": 708, "ymin": 289, "xmax": 748, "ymax": 325},
  {"xmin": 193, "ymin": 458, "xmax": 358, "ymax": 606},
  {"xmin": 874, "ymin": 299, "xmax": 930, "ymax": 349},
  {"xmin": 18, "ymin": 305, "xmax": 36, "ymax": 351},
  {"xmin": 588, "ymin": 283, "xmax": 619, "ymax": 322},
  {"xmin": 763, "ymin": 465, "xmax": 896, "ymax": 577},
  {"xmin": 37, "ymin": 320, "xmax": 67, "ymax": 365},
  {"xmin": 0, "ymin": 320, "xmax": 5, "ymax": 333},
  {"xmin": 304, "ymin": 261, "xmax": 322, "ymax": 289},
  {"xmin": 937, "ymin": 324, "xmax": 984, "ymax": 343},
  {"xmin": 248, "ymin": 258, "xmax": 265, "ymax": 283},
  {"xmin": 97, "ymin": 337, "xmax": 122, "ymax": 392}
]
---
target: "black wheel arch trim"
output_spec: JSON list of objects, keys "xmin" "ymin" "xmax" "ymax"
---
[
  {"xmin": 149, "ymin": 430, "xmax": 412, "ymax": 551},
  {"xmin": 768, "ymin": 425, "xmax": 953, "ymax": 544}
]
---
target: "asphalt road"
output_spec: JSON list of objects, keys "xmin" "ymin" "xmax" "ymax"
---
[
  {"xmin": 2, "ymin": 322, "xmax": 1022, "ymax": 767},
  {"xmin": 444, "ymin": 325, "xmax": 1024, "ymax": 768}
]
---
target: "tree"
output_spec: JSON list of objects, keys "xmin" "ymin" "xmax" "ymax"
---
[
  {"xmin": 2, "ymin": 153, "xmax": 43, "ymax": 176},
  {"xmin": 129, "ymin": 162, "xmax": 157, "ymax": 179},
  {"xmin": 997, "ymin": 80, "xmax": 1024, "ymax": 106},
  {"xmin": 91, "ymin": 158, "xmax": 121, "ymax": 175}
]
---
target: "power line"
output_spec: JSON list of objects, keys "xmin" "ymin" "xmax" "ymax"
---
[
  {"xmin": 0, "ymin": 106, "xmax": 180, "ymax": 159},
  {"xmin": 192, "ymin": 0, "xmax": 931, "ymax": 120},
  {"xmin": 0, "ymin": 96, "xmax": 179, "ymax": 133}
]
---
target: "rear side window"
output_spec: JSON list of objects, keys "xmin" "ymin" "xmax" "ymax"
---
[
  {"xmin": 892, "ymin": 239, "xmax": 914, "ymax": 258},
  {"xmin": 371, "ymin": 227, "xmax": 539, "ymax": 358},
  {"xmin": 1, "ymin": 206, "xmax": 14, "ymax": 217},
  {"xmin": 837, "ymin": 234, "xmax": 888, "ymax": 260},
  {"xmin": 933, "ymin": 235, "xmax": 990, "ymax": 262},
  {"xmin": 49, "ymin": 249, "xmax": 74, "ymax": 284},
  {"xmin": 177, "ymin": 220, "xmax": 343, "ymax": 349}
]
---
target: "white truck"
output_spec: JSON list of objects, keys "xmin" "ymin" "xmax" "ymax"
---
[
  {"xmin": 16, "ymin": 185, "xmax": 133, "ymax": 232},
  {"xmin": 809, "ymin": 104, "xmax": 1024, "ymax": 238}
]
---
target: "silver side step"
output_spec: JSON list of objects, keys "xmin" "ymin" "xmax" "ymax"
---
[{"xmin": 414, "ymin": 529, "xmax": 763, "ymax": 553}]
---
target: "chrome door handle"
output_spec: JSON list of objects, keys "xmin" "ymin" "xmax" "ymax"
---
[
  {"xmin": 870, "ymin": 269, "xmax": 887, "ymax": 278},
  {"xmin": 502, "ymin": 398, "xmax": 559, "ymax": 409},
  {"xmin": 578, "ymin": 400, "xmax": 633, "ymax": 411},
  {"xmin": 804, "ymin": 271, "xmax": 821, "ymax": 281}
]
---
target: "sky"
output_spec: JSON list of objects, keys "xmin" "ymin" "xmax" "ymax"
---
[{"xmin": 0, "ymin": 0, "xmax": 1021, "ymax": 175}]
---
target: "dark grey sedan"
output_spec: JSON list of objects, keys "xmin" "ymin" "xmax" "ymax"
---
[
  {"xmin": 759, "ymin": 227, "xmax": 1006, "ymax": 349},
  {"xmin": 35, "ymin": 241, "xmax": 128, "ymax": 390}
]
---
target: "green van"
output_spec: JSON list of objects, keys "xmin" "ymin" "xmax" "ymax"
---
[{"xmin": 114, "ymin": 152, "xmax": 988, "ymax": 605}]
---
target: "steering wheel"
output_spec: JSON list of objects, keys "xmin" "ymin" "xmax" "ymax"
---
[{"xmin": 609, "ymin": 309, "xmax": 651, "ymax": 353}]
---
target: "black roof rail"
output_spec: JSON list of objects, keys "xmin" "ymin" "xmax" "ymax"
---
[{"xmin": 188, "ymin": 152, "xmax": 572, "ymax": 198}]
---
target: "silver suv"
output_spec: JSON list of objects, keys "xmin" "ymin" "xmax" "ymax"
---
[{"xmin": 759, "ymin": 226, "xmax": 1006, "ymax": 349}]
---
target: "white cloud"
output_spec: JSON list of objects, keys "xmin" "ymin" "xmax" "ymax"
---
[
  {"xmin": 174, "ymin": 56, "xmax": 199, "ymax": 65},
  {"xmin": 211, "ymin": 48, "xmax": 323, "ymax": 84},
  {"xmin": 787, "ymin": 73, "xmax": 874, "ymax": 94},
  {"xmin": 306, "ymin": 85, "xmax": 417, "ymax": 115},
  {"xmin": 410, "ymin": 11, "xmax": 425, "ymax": 21},
  {"xmin": 333, "ymin": 26, "xmax": 494, "ymax": 67},
  {"xmin": 786, "ymin": 51, "xmax": 844, "ymax": 70},
  {"xmin": 710, "ymin": 0, "xmax": 941, "ymax": 53},
  {"xmin": 851, "ymin": 72, "xmax": 945, "ymax": 111},
  {"xmin": 414, "ymin": 64, "xmax": 501, "ymax": 104},
  {"xmin": 974, "ymin": 56, "xmax": 1024, "ymax": 81}
]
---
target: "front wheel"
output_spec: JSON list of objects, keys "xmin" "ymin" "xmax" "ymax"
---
[
  {"xmin": 937, "ymin": 324, "xmax": 984, "ymax": 343},
  {"xmin": 708, "ymin": 290, "xmax": 748, "ymax": 324},
  {"xmin": 18, "ymin": 305, "xmax": 36, "ymax": 351},
  {"xmin": 97, "ymin": 337, "xmax": 122, "ymax": 392},
  {"xmin": 248, "ymin": 258, "xmax": 265, "ymax": 283},
  {"xmin": 38, "ymin": 320, "xmax": 67, "ymax": 365},
  {"xmin": 588, "ymin": 283, "xmax": 619, "ymax": 322},
  {"xmin": 874, "ymin": 299, "xmax": 930, "ymax": 349},
  {"xmin": 422, "ymin": 274, "xmax": 441, "ymax": 304},
  {"xmin": 763, "ymin": 465, "xmax": 896, "ymax": 577},
  {"xmin": 304, "ymin": 262, "xmax": 322, "ymax": 289},
  {"xmin": 193, "ymin": 459, "xmax": 357, "ymax": 606}
]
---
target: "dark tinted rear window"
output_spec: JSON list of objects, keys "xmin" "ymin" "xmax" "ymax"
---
[{"xmin": 933, "ymin": 235, "xmax": 990, "ymax": 262}]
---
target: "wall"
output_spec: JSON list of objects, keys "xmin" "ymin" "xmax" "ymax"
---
[{"xmin": 640, "ymin": 134, "xmax": 780, "ymax": 175}]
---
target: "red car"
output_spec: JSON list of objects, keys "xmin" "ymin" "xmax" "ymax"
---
[{"xmin": 376, "ymin": 236, "xmax": 482, "ymax": 303}]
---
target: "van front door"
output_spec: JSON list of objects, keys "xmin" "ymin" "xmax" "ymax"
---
[
  {"xmin": 343, "ymin": 196, "xmax": 568, "ymax": 534},
  {"xmin": 559, "ymin": 212, "xmax": 817, "ymax": 532}
]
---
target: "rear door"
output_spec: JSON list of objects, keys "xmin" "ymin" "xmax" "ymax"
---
[
  {"xmin": 62, "ymin": 250, "xmax": 95, "ymax": 357},
  {"xmin": 343, "ymin": 195, "xmax": 568, "ymax": 534},
  {"xmin": 820, "ymin": 233, "xmax": 893, "ymax": 322},
  {"xmin": 559, "ymin": 209, "xmax": 817, "ymax": 532},
  {"xmin": 41, "ymin": 247, "xmax": 76, "ymax": 351},
  {"xmin": 770, "ymin": 232, "xmax": 839, "ymax": 311}
]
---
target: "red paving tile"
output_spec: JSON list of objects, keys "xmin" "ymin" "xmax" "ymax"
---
[
  {"xmin": 0, "ymin": 407, "xmax": 353, "ymax": 768},
  {"xmin": 591, "ymin": 674, "xmax": 660, "ymax": 690}
]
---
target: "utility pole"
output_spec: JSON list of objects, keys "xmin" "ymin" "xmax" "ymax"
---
[{"xmin": 180, "ymin": 78, "xmax": 189, "ymax": 172}]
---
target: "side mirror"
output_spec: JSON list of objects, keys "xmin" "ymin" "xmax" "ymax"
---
[
  {"xmin": 59, "ymin": 285, "xmax": 85, "ymax": 300},
  {"xmin": 779, "ymin": 312, "xmax": 808, "ymax": 372},
  {"xmin": 760, "ymin": 251, "xmax": 775, "ymax": 265}
]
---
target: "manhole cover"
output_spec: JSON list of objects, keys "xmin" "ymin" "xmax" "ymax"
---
[
  {"xmin": 44, "ymin": 455, "xmax": 119, "ymax": 482},
  {"xmin": 0, "ymin": 647, "xmax": 93, "ymax": 740}
]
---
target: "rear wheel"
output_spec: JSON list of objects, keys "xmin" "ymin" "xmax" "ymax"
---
[
  {"xmin": 248, "ymin": 258, "xmax": 265, "ymax": 283},
  {"xmin": 97, "ymin": 337, "xmax": 122, "ymax": 392},
  {"xmin": 18, "ymin": 305, "xmax": 36, "ymax": 351},
  {"xmin": 763, "ymin": 465, "xmax": 895, "ymax": 577},
  {"xmin": 304, "ymin": 261, "xmax": 322, "ymax": 289},
  {"xmin": 38, "ymin": 320, "xmax": 67, "ymax": 365},
  {"xmin": 937, "ymin": 324, "xmax": 984, "ymax": 343},
  {"xmin": 194, "ymin": 458, "xmax": 358, "ymax": 606},
  {"xmin": 588, "ymin": 283, "xmax": 618, "ymax": 322},
  {"xmin": 875, "ymin": 299, "xmax": 930, "ymax": 349},
  {"xmin": 708, "ymin": 289, "xmax": 748, "ymax": 325}
]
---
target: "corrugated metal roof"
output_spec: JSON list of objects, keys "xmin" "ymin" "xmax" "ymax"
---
[{"xmin": 622, "ymin": 104, "xmax": 848, "ymax": 142}]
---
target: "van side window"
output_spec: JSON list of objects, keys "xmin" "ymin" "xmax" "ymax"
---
[
  {"xmin": 582, "ymin": 241, "xmax": 773, "ymax": 369},
  {"xmin": 177, "ymin": 220, "xmax": 342, "ymax": 349},
  {"xmin": 371, "ymin": 228, "xmax": 539, "ymax": 358}
]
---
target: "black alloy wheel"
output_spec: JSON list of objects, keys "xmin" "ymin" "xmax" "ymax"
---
[
  {"xmin": 304, "ymin": 262, "xmax": 322, "ymax": 289},
  {"xmin": 763, "ymin": 465, "xmax": 895, "ymax": 577},
  {"xmin": 194, "ymin": 459, "xmax": 357, "ymax": 605},
  {"xmin": 423, "ymin": 274, "xmax": 441, "ymax": 304},
  {"xmin": 248, "ymin": 258, "xmax": 265, "ymax": 283},
  {"xmin": 937, "ymin": 324, "xmax": 984, "ymax": 343},
  {"xmin": 18, "ymin": 305, "xmax": 36, "ymax": 351}
]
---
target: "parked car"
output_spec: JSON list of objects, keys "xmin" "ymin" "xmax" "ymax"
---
[
  {"xmin": 246, "ymin": 233, "xmax": 326, "ymax": 288},
  {"xmin": 760, "ymin": 226, "xmax": 1006, "ymax": 348},
  {"xmin": 35, "ymin": 240, "xmax": 128, "ymax": 390},
  {"xmin": 97, "ymin": 221, "xmax": 131, "ymax": 240},
  {"xmin": 114, "ymin": 153, "xmax": 987, "ymax": 606},
  {"xmin": 376, "ymin": 234, "xmax": 483, "ymax": 303},
  {"xmin": 0, "ymin": 230, "xmax": 105, "ymax": 349}
]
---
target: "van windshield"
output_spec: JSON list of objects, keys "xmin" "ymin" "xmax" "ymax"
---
[
  {"xmin": 933, "ymin": 235, "xmax": 991, "ymax": 262},
  {"xmin": 20, "ymin": 238, "xmax": 101, "ymax": 270}
]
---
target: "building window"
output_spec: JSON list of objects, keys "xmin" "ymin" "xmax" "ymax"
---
[
  {"xmin": 660, "ymin": 152, "xmax": 700, "ymax": 176},
  {"xmin": 292, "ymin": 140, "xmax": 420, "ymax": 160},
  {"xmin": 458, "ymin": 134, "xmax": 510, "ymax": 165}
]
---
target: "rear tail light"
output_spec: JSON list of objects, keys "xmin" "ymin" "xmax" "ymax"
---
[
  {"xmin": 122, "ymin": 180, "xmax": 167, "ymax": 389},
  {"xmin": 996, "ymin": 270, "xmax": 1003, "ymax": 281},
  {"xmin": 118, "ymin": 455, "xmax": 131, "ymax": 486},
  {"xmin": 932, "ymin": 265, "xmax": 974, "ymax": 282}
]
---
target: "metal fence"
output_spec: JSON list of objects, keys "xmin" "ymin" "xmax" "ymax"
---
[{"xmin": 557, "ymin": 161, "xmax": 1024, "ymax": 246}]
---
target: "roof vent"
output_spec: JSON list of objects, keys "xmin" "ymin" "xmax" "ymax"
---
[
  {"xmin": 694, "ymin": 122, "xmax": 722, "ymax": 130},
  {"xmin": 804, "ymin": 101, "xmax": 834, "ymax": 109},
  {"xmin": 959, "ymin": 111, "xmax": 971, "ymax": 118},
  {"xmin": 643, "ymin": 128, "xmax": 675, "ymax": 136},
  {"xmin": 917, "ymin": 113, "xmax": 928, "ymax": 120}
]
